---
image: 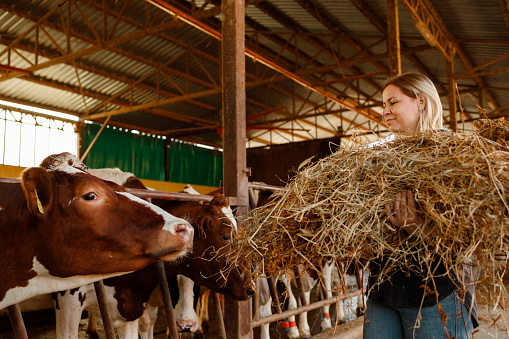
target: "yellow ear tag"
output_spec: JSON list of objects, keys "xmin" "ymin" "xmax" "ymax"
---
[{"xmin": 34, "ymin": 190, "xmax": 44, "ymax": 214}]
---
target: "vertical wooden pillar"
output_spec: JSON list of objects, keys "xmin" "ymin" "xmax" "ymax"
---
[
  {"xmin": 446, "ymin": 59, "xmax": 457, "ymax": 132},
  {"xmin": 222, "ymin": 0, "xmax": 252, "ymax": 338},
  {"xmin": 387, "ymin": 0, "xmax": 401, "ymax": 76}
]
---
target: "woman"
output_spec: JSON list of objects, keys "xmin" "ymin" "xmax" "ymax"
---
[{"xmin": 363, "ymin": 72, "xmax": 478, "ymax": 338}]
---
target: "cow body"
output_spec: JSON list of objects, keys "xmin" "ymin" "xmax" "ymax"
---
[
  {"xmin": 52, "ymin": 170, "xmax": 253, "ymax": 338},
  {"xmin": 0, "ymin": 157, "xmax": 193, "ymax": 310}
]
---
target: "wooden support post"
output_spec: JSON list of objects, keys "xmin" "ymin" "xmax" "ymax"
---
[
  {"xmin": 7, "ymin": 304, "xmax": 28, "ymax": 339},
  {"xmin": 268, "ymin": 276, "xmax": 283, "ymax": 314},
  {"xmin": 93, "ymin": 281, "xmax": 116, "ymax": 339},
  {"xmin": 212, "ymin": 292, "xmax": 227, "ymax": 339},
  {"xmin": 447, "ymin": 59, "xmax": 458, "ymax": 131},
  {"xmin": 222, "ymin": 0, "xmax": 251, "ymax": 337},
  {"xmin": 387, "ymin": 0, "xmax": 401, "ymax": 76},
  {"xmin": 295, "ymin": 267, "xmax": 309, "ymax": 307},
  {"xmin": 156, "ymin": 261, "xmax": 179, "ymax": 339}
]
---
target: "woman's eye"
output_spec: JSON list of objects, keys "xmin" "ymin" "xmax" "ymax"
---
[
  {"xmin": 83, "ymin": 193, "xmax": 97, "ymax": 201},
  {"xmin": 221, "ymin": 234, "xmax": 230, "ymax": 241}
]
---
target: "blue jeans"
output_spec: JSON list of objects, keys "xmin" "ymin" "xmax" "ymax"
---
[{"xmin": 363, "ymin": 292, "xmax": 474, "ymax": 339}]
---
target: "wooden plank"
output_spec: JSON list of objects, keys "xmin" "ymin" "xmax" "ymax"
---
[
  {"xmin": 387, "ymin": 0, "xmax": 401, "ymax": 76},
  {"xmin": 222, "ymin": 0, "xmax": 252, "ymax": 337}
]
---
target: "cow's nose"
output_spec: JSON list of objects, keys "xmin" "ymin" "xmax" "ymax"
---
[
  {"xmin": 177, "ymin": 321, "xmax": 196, "ymax": 332},
  {"xmin": 246, "ymin": 287, "xmax": 255, "ymax": 297},
  {"xmin": 174, "ymin": 222, "xmax": 193, "ymax": 241}
]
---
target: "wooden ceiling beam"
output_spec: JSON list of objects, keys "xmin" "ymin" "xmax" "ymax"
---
[
  {"xmin": 386, "ymin": 0, "xmax": 402, "ymax": 76},
  {"xmin": 0, "ymin": 3, "xmax": 220, "ymax": 113},
  {"xmin": 250, "ymin": 2, "xmax": 377, "ymax": 111},
  {"xmin": 22, "ymin": 72, "xmax": 219, "ymax": 127},
  {"xmin": 350, "ymin": 0, "xmax": 441, "ymax": 86},
  {"xmin": 399, "ymin": 0, "xmax": 498, "ymax": 111},
  {"xmin": 500, "ymin": 0, "xmax": 509, "ymax": 32},
  {"xmin": 2, "ymin": 0, "xmax": 348, "ymax": 132},
  {"xmin": 150, "ymin": 0, "xmax": 383, "ymax": 127},
  {"xmin": 294, "ymin": 0, "xmax": 389, "ymax": 84}
]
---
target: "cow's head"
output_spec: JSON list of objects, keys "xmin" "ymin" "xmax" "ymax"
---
[
  {"xmin": 157, "ymin": 194, "xmax": 254, "ymax": 301},
  {"xmin": 21, "ymin": 159, "xmax": 194, "ymax": 277}
]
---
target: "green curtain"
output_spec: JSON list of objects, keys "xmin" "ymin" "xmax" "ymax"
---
[
  {"xmin": 167, "ymin": 140, "xmax": 223, "ymax": 187},
  {"xmin": 82, "ymin": 124, "xmax": 223, "ymax": 186},
  {"xmin": 81, "ymin": 124, "xmax": 166, "ymax": 180}
]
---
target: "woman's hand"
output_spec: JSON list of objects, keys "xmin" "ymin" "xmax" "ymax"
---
[{"xmin": 385, "ymin": 189, "xmax": 422, "ymax": 235}]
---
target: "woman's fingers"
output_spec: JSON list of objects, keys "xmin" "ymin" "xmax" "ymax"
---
[
  {"xmin": 388, "ymin": 190, "xmax": 421, "ymax": 234},
  {"xmin": 394, "ymin": 191, "xmax": 401, "ymax": 220},
  {"xmin": 405, "ymin": 189, "xmax": 416, "ymax": 221}
]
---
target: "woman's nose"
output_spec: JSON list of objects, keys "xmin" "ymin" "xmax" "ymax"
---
[{"xmin": 382, "ymin": 106, "xmax": 390, "ymax": 116}]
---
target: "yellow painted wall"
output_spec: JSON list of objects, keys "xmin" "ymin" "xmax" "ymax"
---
[
  {"xmin": 0, "ymin": 164, "xmax": 218, "ymax": 194},
  {"xmin": 0, "ymin": 164, "xmax": 24, "ymax": 179}
]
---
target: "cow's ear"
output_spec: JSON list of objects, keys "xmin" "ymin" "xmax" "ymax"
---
[
  {"xmin": 21, "ymin": 167, "xmax": 54, "ymax": 217},
  {"xmin": 210, "ymin": 193, "xmax": 228, "ymax": 208}
]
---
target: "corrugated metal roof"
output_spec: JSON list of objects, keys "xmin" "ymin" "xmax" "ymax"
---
[{"xmin": 0, "ymin": 0, "xmax": 506, "ymax": 148}]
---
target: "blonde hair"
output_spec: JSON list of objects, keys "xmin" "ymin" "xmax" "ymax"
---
[{"xmin": 382, "ymin": 72, "xmax": 444, "ymax": 131}]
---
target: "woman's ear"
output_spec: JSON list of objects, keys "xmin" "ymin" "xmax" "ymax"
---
[{"xmin": 418, "ymin": 94, "xmax": 427, "ymax": 111}]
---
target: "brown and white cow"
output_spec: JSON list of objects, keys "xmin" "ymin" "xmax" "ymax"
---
[
  {"xmin": 52, "ymin": 170, "xmax": 253, "ymax": 338},
  {"xmin": 0, "ymin": 154, "xmax": 193, "ymax": 310}
]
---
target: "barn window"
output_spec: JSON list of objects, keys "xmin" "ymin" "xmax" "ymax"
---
[{"xmin": 0, "ymin": 103, "xmax": 78, "ymax": 167}]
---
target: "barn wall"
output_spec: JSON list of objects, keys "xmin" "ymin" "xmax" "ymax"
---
[
  {"xmin": 0, "ymin": 164, "xmax": 23, "ymax": 178},
  {"xmin": 247, "ymin": 137, "xmax": 341, "ymax": 186}
]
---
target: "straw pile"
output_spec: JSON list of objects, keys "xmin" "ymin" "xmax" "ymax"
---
[{"xmin": 231, "ymin": 120, "xmax": 509, "ymax": 289}]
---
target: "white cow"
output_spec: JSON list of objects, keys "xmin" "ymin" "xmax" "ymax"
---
[{"xmin": 257, "ymin": 262, "xmax": 335, "ymax": 339}]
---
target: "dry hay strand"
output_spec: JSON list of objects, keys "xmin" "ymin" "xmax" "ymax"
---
[
  {"xmin": 475, "ymin": 118, "xmax": 509, "ymax": 145},
  {"xmin": 232, "ymin": 128, "xmax": 509, "ymax": 294}
]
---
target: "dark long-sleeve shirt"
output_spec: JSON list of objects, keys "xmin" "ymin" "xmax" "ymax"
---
[{"xmin": 367, "ymin": 256, "xmax": 478, "ymax": 328}]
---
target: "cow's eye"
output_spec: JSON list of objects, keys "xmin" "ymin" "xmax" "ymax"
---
[
  {"xmin": 221, "ymin": 234, "xmax": 230, "ymax": 241},
  {"xmin": 83, "ymin": 193, "xmax": 97, "ymax": 201}
]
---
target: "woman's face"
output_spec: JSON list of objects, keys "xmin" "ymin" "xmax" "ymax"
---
[{"xmin": 382, "ymin": 84, "xmax": 422, "ymax": 133}]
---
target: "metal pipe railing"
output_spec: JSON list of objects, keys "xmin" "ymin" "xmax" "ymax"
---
[
  {"xmin": 248, "ymin": 182, "xmax": 285, "ymax": 192},
  {"xmin": 126, "ymin": 188, "xmax": 213, "ymax": 202},
  {"xmin": 251, "ymin": 289, "xmax": 363, "ymax": 328}
]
